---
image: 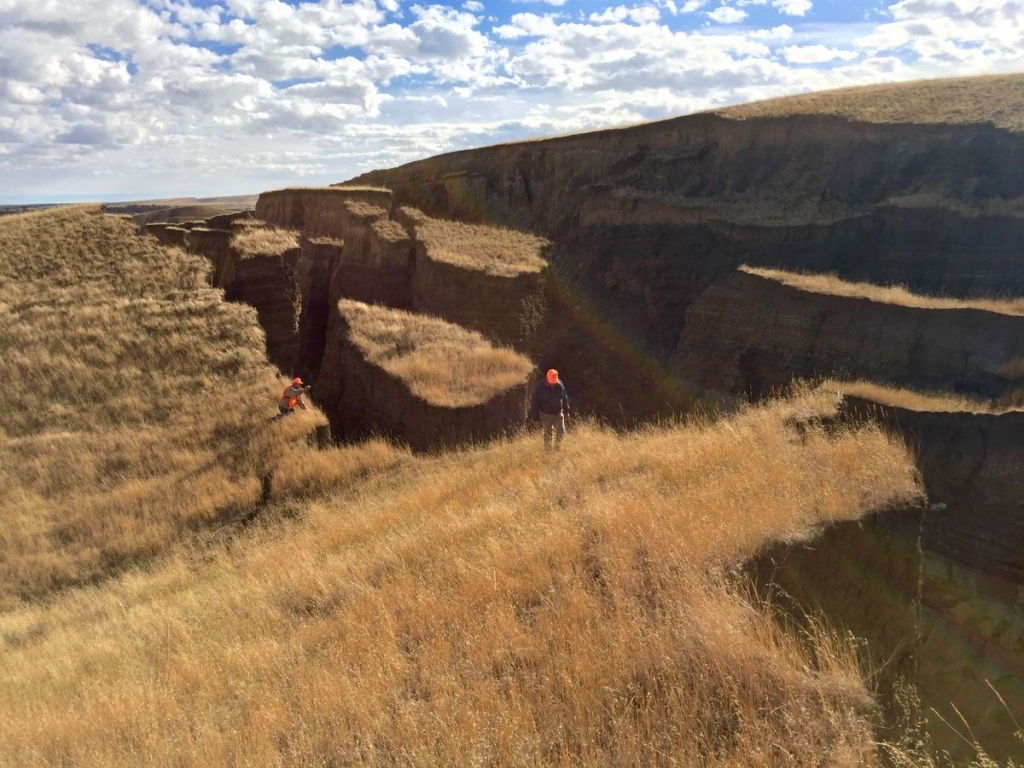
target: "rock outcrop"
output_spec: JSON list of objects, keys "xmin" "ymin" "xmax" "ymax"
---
[
  {"xmin": 348, "ymin": 79, "xmax": 1024, "ymax": 363},
  {"xmin": 670, "ymin": 268, "xmax": 1024, "ymax": 400},
  {"xmin": 255, "ymin": 187, "xmax": 393, "ymax": 236},
  {"xmin": 253, "ymin": 186, "xmax": 693, "ymax": 422},
  {"xmin": 317, "ymin": 301, "xmax": 532, "ymax": 449},
  {"xmin": 144, "ymin": 222, "xmax": 188, "ymax": 247}
]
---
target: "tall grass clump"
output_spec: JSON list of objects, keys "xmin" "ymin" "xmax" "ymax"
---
[{"xmin": 0, "ymin": 386, "xmax": 922, "ymax": 765}]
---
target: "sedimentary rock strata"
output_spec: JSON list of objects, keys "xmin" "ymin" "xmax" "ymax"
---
[
  {"xmin": 317, "ymin": 301, "xmax": 532, "ymax": 449},
  {"xmin": 671, "ymin": 268, "xmax": 1024, "ymax": 400}
]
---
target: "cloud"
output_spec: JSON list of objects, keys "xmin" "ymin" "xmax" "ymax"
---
[
  {"xmin": 773, "ymin": 0, "xmax": 812, "ymax": 14},
  {"xmin": 783, "ymin": 44, "xmax": 858, "ymax": 63},
  {"xmin": 707, "ymin": 6, "xmax": 748, "ymax": 23},
  {"xmin": 1, "ymin": 0, "xmax": 1022, "ymax": 203}
]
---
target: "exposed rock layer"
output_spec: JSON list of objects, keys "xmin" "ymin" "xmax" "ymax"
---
[
  {"xmin": 317, "ymin": 304, "xmax": 530, "ymax": 450},
  {"xmin": 751, "ymin": 506, "xmax": 1024, "ymax": 764},
  {"xmin": 350, "ymin": 113, "xmax": 1024, "ymax": 362},
  {"xmin": 670, "ymin": 269, "xmax": 1024, "ymax": 399}
]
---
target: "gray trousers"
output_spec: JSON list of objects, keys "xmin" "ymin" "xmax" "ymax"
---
[{"xmin": 539, "ymin": 411, "xmax": 565, "ymax": 448}]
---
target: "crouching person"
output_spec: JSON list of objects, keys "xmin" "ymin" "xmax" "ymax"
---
[
  {"xmin": 279, "ymin": 377, "xmax": 309, "ymax": 417},
  {"xmin": 530, "ymin": 369, "xmax": 570, "ymax": 449}
]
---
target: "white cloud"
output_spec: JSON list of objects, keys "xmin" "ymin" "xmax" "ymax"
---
[
  {"xmin": 707, "ymin": 6, "xmax": 748, "ymax": 23},
  {"xmin": 1, "ymin": 0, "xmax": 1022, "ymax": 203},
  {"xmin": 783, "ymin": 44, "xmax": 858, "ymax": 63},
  {"xmin": 773, "ymin": 0, "xmax": 811, "ymax": 15},
  {"xmin": 590, "ymin": 6, "xmax": 662, "ymax": 24}
]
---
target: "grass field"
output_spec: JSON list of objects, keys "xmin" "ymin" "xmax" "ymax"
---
[
  {"xmin": 718, "ymin": 74, "xmax": 1024, "ymax": 132},
  {"xmin": 0, "ymin": 206, "xmax": 935, "ymax": 765},
  {"xmin": 0, "ymin": 206, "xmax": 398, "ymax": 608}
]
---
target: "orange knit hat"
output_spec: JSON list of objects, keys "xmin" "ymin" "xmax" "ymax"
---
[{"xmin": 546, "ymin": 369, "xmax": 558, "ymax": 384}]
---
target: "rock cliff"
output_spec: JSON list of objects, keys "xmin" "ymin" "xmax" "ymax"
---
[
  {"xmin": 670, "ymin": 268, "xmax": 1024, "ymax": 400},
  {"xmin": 348, "ymin": 81, "xmax": 1024, "ymax": 363},
  {"xmin": 317, "ymin": 301, "xmax": 532, "ymax": 449}
]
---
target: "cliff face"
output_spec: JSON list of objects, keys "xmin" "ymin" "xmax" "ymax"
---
[
  {"xmin": 756, "ymin": 394, "xmax": 1024, "ymax": 762},
  {"xmin": 255, "ymin": 187, "xmax": 393, "ymax": 236},
  {"xmin": 319, "ymin": 328, "xmax": 529, "ymax": 450},
  {"xmin": 350, "ymin": 113, "xmax": 1024, "ymax": 363},
  {"xmin": 839, "ymin": 396, "xmax": 1024, "ymax": 584},
  {"xmin": 670, "ymin": 269, "xmax": 1024, "ymax": 400},
  {"xmin": 751, "ymin": 506, "xmax": 1024, "ymax": 764}
]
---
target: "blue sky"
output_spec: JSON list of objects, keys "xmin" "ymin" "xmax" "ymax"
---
[{"xmin": 1, "ymin": 0, "xmax": 1022, "ymax": 203}]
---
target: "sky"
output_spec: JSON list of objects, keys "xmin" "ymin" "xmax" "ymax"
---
[{"xmin": 1, "ymin": 0, "xmax": 1022, "ymax": 203}]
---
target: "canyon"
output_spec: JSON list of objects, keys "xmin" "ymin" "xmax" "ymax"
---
[{"xmin": 151, "ymin": 75, "xmax": 1024, "ymax": 762}]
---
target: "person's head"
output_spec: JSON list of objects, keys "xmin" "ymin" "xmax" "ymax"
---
[
  {"xmin": 292, "ymin": 377, "xmax": 304, "ymax": 387},
  {"xmin": 546, "ymin": 369, "xmax": 558, "ymax": 385}
]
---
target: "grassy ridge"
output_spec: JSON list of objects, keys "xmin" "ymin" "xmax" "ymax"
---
[
  {"xmin": 718, "ymin": 74, "xmax": 1024, "ymax": 132},
  {"xmin": 0, "ymin": 394, "xmax": 920, "ymax": 765},
  {"xmin": 0, "ymin": 206, "xmax": 925, "ymax": 764},
  {"xmin": 0, "ymin": 207, "xmax": 397, "ymax": 607},
  {"xmin": 400, "ymin": 206, "xmax": 548, "ymax": 277},
  {"xmin": 341, "ymin": 299, "xmax": 535, "ymax": 407}
]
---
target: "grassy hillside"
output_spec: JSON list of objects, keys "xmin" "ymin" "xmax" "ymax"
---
[
  {"xmin": 718, "ymin": 74, "xmax": 1024, "ymax": 132},
  {"xmin": 0, "ymin": 207, "xmax": 925, "ymax": 764},
  {"xmin": 0, "ymin": 207, "xmax": 398, "ymax": 607}
]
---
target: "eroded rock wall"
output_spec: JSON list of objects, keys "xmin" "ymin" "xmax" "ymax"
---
[
  {"xmin": 670, "ymin": 269, "xmax": 1024, "ymax": 399},
  {"xmin": 316, "ymin": 308, "xmax": 529, "ymax": 450},
  {"xmin": 840, "ymin": 397, "xmax": 1024, "ymax": 583},
  {"xmin": 184, "ymin": 227, "xmax": 301, "ymax": 375},
  {"xmin": 410, "ymin": 246, "xmax": 543, "ymax": 347},
  {"xmin": 350, "ymin": 115, "xmax": 1024, "ymax": 364},
  {"xmin": 255, "ymin": 187, "xmax": 393, "ymax": 237},
  {"xmin": 751, "ymin": 505, "xmax": 1024, "ymax": 764}
]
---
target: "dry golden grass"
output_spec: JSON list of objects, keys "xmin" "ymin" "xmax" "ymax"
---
[
  {"xmin": 371, "ymin": 216, "xmax": 409, "ymax": 243},
  {"xmin": 718, "ymin": 74, "xmax": 1024, "ymax": 132},
  {"xmin": 343, "ymin": 200, "xmax": 388, "ymax": 220},
  {"xmin": 341, "ymin": 300, "xmax": 534, "ymax": 407},
  {"xmin": 230, "ymin": 226, "xmax": 300, "ymax": 259},
  {"xmin": 0, "ymin": 206, "xmax": 404, "ymax": 608},
  {"xmin": 744, "ymin": 265, "xmax": 1024, "ymax": 316},
  {"xmin": 400, "ymin": 206, "xmax": 548, "ymax": 277},
  {"xmin": 0, "ymin": 389, "xmax": 921, "ymax": 766},
  {"xmin": 819, "ymin": 379, "xmax": 1004, "ymax": 414}
]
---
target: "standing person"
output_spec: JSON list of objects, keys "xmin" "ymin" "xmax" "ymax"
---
[
  {"xmin": 279, "ymin": 377, "xmax": 309, "ymax": 417},
  {"xmin": 530, "ymin": 369, "xmax": 570, "ymax": 449}
]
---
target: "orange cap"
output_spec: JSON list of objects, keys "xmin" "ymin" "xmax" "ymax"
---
[
  {"xmin": 292, "ymin": 377, "xmax": 303, "ymax": 386},
  {"xmin": 546, "ymin": 369, "xmax": 558, "ymax": 384}
]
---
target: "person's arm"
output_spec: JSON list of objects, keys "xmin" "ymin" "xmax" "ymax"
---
[{"xmin": 561, "ymin": 382, "xmax": 570, "ymax": 413}]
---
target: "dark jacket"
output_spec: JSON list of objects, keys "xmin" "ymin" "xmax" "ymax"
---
[{"xmin": 530, "ymin": 379, "xmax": 569, "ymax": 421}]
